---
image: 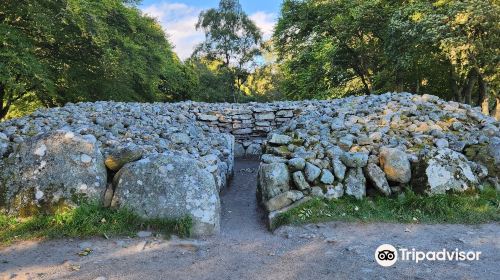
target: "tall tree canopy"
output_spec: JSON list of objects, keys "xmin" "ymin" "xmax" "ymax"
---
[
  {"xmin": 194, "ymin": 0, "xmax": 264, "ymax": 102},
  {"xmin": 274, "ymin": 0, "xmax": 499, "ymax": 118},
  {"xmin": 0, "ymin": 0, "xmax": 189, "ymax": 119}
]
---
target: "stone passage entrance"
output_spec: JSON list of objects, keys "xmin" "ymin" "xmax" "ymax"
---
[{"xmin": 220, "ymin": 159, "xmax": 267, "ymax": 235}]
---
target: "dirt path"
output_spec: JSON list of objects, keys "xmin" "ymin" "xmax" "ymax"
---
[{"xmin": 1, "ymin": 160, "xmax": 499, "ymax": 280}]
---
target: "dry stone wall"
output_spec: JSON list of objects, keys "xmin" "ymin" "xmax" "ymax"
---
[
  {"xmin": 1, "ymin": 92, "xmax": 499, "ymax": 234},
  {"xmin": 254, "ymin": 93, "xmax": 500, "ymax": 229},
  {"xmin": 188, "ymin": 101, "xmax": 318, "ymax": 157}
]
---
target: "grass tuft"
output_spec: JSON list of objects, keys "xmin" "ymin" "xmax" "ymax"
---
[
  {"xmin": 274, "ymin": 187, "xmax": 499, "ymax": 229},
  {"xmin": 0, "ymin": 201, "xmax": 192, "ymax": 246}
]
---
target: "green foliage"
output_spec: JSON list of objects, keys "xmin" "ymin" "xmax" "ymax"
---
[
  {"xmin": 274, "ymin": 0, "xmax": 499, "ymax": 108},
  {"xmin": 274, "ymin": 187, "xmax": 499, "ymax": 229},
  {"xmin": 194, "ymin": 0, "xmax": 264, "ymax": 102},
  {"xmin": 0, "ymin": 0, "xmax": 191, "ymax": 119},
  {"xmin": 0, "ymin": 201, "xmax": 192, "ymax": 245}
]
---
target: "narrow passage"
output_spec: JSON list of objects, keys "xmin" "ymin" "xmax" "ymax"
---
[{"xmin": 220, "ymin": 159, "xmax": 267, "ymax": 236}]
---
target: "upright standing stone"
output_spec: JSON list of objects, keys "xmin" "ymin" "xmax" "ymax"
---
[
  {"xmin": 113, "ymin": 153, "xmax": 220, "ymax": 236},
  {"xmin": 0, "ymin": 130, "xmax": 107, "ymax": 215}
]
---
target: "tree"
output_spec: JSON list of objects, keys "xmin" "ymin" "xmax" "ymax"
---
[
  {"xmin": 389, "ymin": 0, "xmax": 499, "ymax": 117},
  {"xmin": 185, "ymin": 58, "xmax": 233, "ymax": 103},
  {"xmin": 194, "ymin": 0, "xmax": 263, "ymax": 102},
  {"xmin": 274, "ymin": 0, "xmax": 394, "ymax": 99},
  {"xmin": 0, "ymin": 0, "xmax": 190, "ymax": 119},
  {"xmin": 273, "ymin": 0, "xmax": 499, "ymax": 118}
]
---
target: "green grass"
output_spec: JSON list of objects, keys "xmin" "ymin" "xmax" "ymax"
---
[
  {"xmin": 0, "ymin": 202, "xmax": 192, "ymax": 246},
  {"xmin": 273, "ymin": 187, "xmax": 500, "ymax": 229}
]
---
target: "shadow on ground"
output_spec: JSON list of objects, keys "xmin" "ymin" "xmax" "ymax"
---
[{"xmin": 1, "ymin": 160, "xmax": 499, "ymax": 280}]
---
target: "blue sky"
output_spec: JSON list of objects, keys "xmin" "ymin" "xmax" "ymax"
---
[{"xmin": 139, "ymin": 0, "xmax": 282, "ymax": 59}]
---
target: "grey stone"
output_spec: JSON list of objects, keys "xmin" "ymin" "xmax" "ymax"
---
[
  {"xmin": 113, "ymin": 154, "xmax": 220, "ymax": 236},
  {"xmin": 257, "ymin": 162, "xmax": 290, "ymax": 201},
  {"xmin": 369, "ymin": 132, "xmax": 383, "ymax": 142},
  {"xmin": 304, "ymin": 162, "xmax": 321, "ymax": 182},
  {"xmin": 288, "ymin": 157, "xmax": 306, "ymax": 171},
  {"xmin": 261, "ymin": 154, "xmax": 287, "ymax": 164},
  {"xmin": 332, "ymin": 158, "xmax": 347, "ymax": 180},
  {"xmin": 325, "ymin": 145, "xmax": 344, "ymax": 158},
  {"xmin": 269, "ymin": 134, "xmax": 292, "ymax": 145},
  {"xmin": 276, "ymin": 110, "xmax": 294, "ymax": 117},
  {"xmin": 255, "ymin": 121, "xmax": 271, "ymax": 126},
  {"xmin": 268, "ymin": 197, "xmax": 312, "ymax": 230},
  {"xmin": 488, "ymin": 137, "xmax": 500, "ymax": 165},
  {"xmin": 434, "ymin": 138, "xmax": 449, "ymax": 149},
  {"xmin": 311, "ymin": 186, "xmax": 324, "ymax": 198},
  {"xmin": 233, "ymin": 128, "xmax": 253, "ymax": 134},
  {"xmin": 292, "ymin": 171, "xmax": 310, "ymax": 190},
  {"xmin": 411, "ymin": 148, "xmax": 478, "ymax": 195},
  {"xmin": 320, "ymin": 169, "xmax": 335, "ymax": 184},
  {"xmin": 105, "ymin": 146, "xmax": 143, "ymax": 171},
  {"xmin": 265, "ymin": 191, "xmax": 304, "ymax": 212},
  {"xmin": 338, "ymin": 136, "xmax": 353, "ymax": 151},
  {"xmin": 234, "ymin": 143, "xmax": 245, "ymax": 158},
  {"xmin": 255, "ymin": 112, "xmax": 275, "ymax": 120},
  {"xmin": 340, "ymin": 152, "xmax": 369, "ymax": 168},
  {"xmin": 171, "ymin": 133, "xmax": 191, "ymax": 144},
  {"xmin": 357, "ymin": 137, "xmax": 372, "ymax": 146},
  {"xmin": 0, "ymin": 138, "xmax": 8, "ymax": 158},
  {"xmin": 449, "ymin": 140, "xmax": 466, "ymax": 152},
  {"xmin": 379, "ymin": 147, "xmax": 411, "ymax": 183},
  {"xmin": 0, "ymin": 130, "xmax": 107, "ymax": 215},
  {"xmin": 345, "ymin": 168, "xmax": 366, "ymax": 199},
  {"xmin": 364, "ymin": 163, "xmax": 391, "ymax": 196},
  {"xmin": 325, "ymin": 183, "xmax": 344, "ymax": 200},
  {"xmin": 198, "ymin": 114, "xmax": 218, "ymax": 121},
  {"xmin": 246, "ymin": 144, "xmax": 262, "ymax": 156}
]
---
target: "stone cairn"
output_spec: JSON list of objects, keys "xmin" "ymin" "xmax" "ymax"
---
[
  {"xmin": 254, "ymin": 93, "xmax": 499, "ymax": 228},
  {"xmin": 1, "ymin": 93, "xmax": 499, "ymax": 234}
]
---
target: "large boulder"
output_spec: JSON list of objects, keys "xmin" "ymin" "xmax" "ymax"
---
[
  {"xmin": 412, "ymin": 148, "xmax": 479, "ymax": 195},
  {"xmin": 344, "ymin": 168, "xmax": 366, "ymax": 199},
  {"xmin": 264, "ymin": 190, "xmax": 303, "ymax": 212},
  {"xmin": 488, "ymin": 137, "xmax": 500, "ymax": 165},
  {"xmin": 364, "ymin": 163, "xmax": 391, "ymax": 196},
  {"xmin": 257, "ymin": 162, "xmax": 290, "ymax": 201},
  {"xmin": 340, "ymin": 152, "xmax": 368, "ymax": 168},
  {"xmin": 246, "ymin": 143, "xmax": 262, "ymax": 157},
  {"xmin": 0, "ymin": 132, "xmax": 8, "ymax": 158},
  {"xmin": 105, "ymin": 145, "xmax": 143, "ymax": 171},
  {"xmin": 465, "ymin": 140, "xmax": 500, "ymax": 180},
  {"xmin": 304, "ymin": 162, "xmax": 321, "ymax": 182},
  {"xmin": 0, "ymin": 130, "xmax": 107, "ymax": 216},
  {"xmin": 113, "ymin": 153, "xmax": 220, "ymax": 236},
  {"xmin": 379, "ymin": 147, "xmax": 411, "ymax": 183},
  {"xmin": 292, "ymin": 171, "xmax": 310, "ymax": 190}
]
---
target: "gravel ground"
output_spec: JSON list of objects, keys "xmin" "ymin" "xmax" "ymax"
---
[{"xmin": 1, "ymin": 160, "xmax": 499, "ymax": 280}]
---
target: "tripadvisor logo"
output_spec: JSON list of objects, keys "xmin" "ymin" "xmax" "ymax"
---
[
  {"xmin": 375, "ymin": 244, "xmax": 398, "ymax": 267},
  {"xmin": 375, "ymin": 244, "xmax": 482, "ymax": 267}
]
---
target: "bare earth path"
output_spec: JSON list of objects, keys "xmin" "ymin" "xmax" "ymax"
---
[{"xmin": 1, "ymin": 160, "xmax": 499, "ymax": 280}]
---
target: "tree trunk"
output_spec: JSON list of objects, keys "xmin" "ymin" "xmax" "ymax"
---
[
  {"xmin": 450, "ymin": 68, "xmax": 460, "ymax": 102},
  {"xmin": 462, "ymin": 69, "xmax": 477, "ymax": 105},
  {"xmin": 0, "ymin": 84, "xmax": 8, "ymax": 120},
  {"xmin": 0, "ymin": 99, "xmax": 9, "ymax": 120},
  {"xmin": 495, "ymin": 95, "xmax": 500, "ymax": 121},
  {"xmin": 416, "ymin": 78, "xmax": 420, "ymax": 95},
  {"xmin": 230, "ymin": 83, "xmax": 236, "ymax": 103},
  {"xmin": 477, "ymin": 74, "xmax": 489, "ymax": 115}
]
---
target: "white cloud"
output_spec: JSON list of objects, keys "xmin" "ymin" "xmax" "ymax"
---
[
  {"xmin": 142, "ymin": 2, "xmax": 204, "ymax": 60},
  {"xmin": 250, "ymin": 11, "xmax": 276, "ymax": 40},
  {"xmin": 141, "ymin": 2, "xmax": 277, "ymax": 60}
]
